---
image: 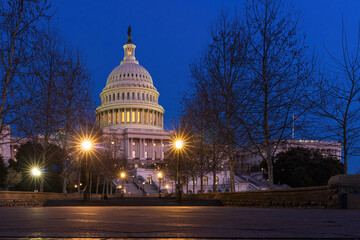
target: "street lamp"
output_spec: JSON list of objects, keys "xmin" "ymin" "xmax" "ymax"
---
[
  {"xmin": 175, "ymin": 140, "xmax": 184, "ymax": 203},
  {"xmin": 81, "ymin": 140, "xmax": 92, "ymax": 201},
  {"xmin": 142, "ymin": 181, "xmax": 146, "ymax": 196},
  {"xmin": 120, "ymin": 172, "xmax": 126, "ymax": 198},
  {"xmin": 31, "ymin": 167, "xmax": 41, "ymax": 192},
  {"xmin": 157, "ymin": 172, "xmax": 163, "ymax": 198}
]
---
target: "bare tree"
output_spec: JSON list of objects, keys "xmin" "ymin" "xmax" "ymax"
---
[
  {"xmin": 312, "ymin": 20, "xmax": 360, "ymax": 174},
  {"xmin": 239, "ymin": 0, "xmax": 314, "ymax": 188},
  {"xmin": 0, "ymin": 0, "xmax": 51, "ymax": 145},
  {"xmin": 188, "ymin": 11, "xmax": 248, "ymax": 192}
]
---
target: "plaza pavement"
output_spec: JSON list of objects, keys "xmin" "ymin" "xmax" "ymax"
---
[{"xmin": 0, "ymin": 206, "xmax": 359, "ymax": 239}]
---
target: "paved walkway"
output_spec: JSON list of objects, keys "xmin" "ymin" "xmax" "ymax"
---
[{"xmin": 0, "ymin": 206, "xmax": 359, "ymax": 239}]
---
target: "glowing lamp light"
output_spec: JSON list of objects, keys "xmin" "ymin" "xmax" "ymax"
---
[
  {"xmin": 81, "ymin": 140, "xmax": 92, "ymax": 150},
  {"xmin": 157, "ymin": 172, "xmax": 162, "ymax": 178},
  {"xmin": 120, "ymin": 172, "xmax": 126, "ymax": 179},
  {"xmin": 165, "ymin": 184, "xmax": 169, "ymax": 189},
  {"xmin": 175, "ymin": 140, "xmax": 183, "ymax": 149},
  {"xmin": 31, "ymin": 167, "xmax": 41, "ymax": 176}
]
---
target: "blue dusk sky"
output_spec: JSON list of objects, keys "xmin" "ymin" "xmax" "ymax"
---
[{"xmin": 52, "ymin": 0, "xmax": 360, "ymax": 173}]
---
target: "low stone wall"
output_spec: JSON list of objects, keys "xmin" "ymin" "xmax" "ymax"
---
[
  {"xmin": 0, "ymin": 191, "xmax": 101, "ymax": 207},
  {"xmin": 184, "ymin": 186, "xmax": 329, "ymax": 208}
]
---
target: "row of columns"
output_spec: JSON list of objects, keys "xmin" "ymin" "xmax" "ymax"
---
[
  {"xmin": 97, "ymin": 108, "xmax": 163, "ymax": 128},
  {"xmin": 124, "ymin": 137, "xmax": 164, "ymax": 160}
]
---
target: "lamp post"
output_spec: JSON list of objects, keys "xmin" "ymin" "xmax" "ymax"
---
[
  {"xmin": 142, "ymin": 181, "xmax": 146, "ymax": 196},
  {"xmin": 81, "ymin": 140, "xmax": 92, "ymax": 201},
  {"xmin": 120, "ymin": 172, "xmax": 126, "ymax": 198},
  {"xmin": 31, "ymin": 167, "xmax": 41, "ymax": 192},
  {"xmin": 175, "ymin": 140, "xmax": 183, "ymax": 203},
  {"xmin": 157, "ymin": 172, "xmax": 162, "ymax": 198}
]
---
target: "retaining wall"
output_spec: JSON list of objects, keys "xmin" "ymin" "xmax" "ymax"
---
[
  {"xmin": 0, "ymin": 191, "xmax": 100, "ymax": 207},
  {"xmin": 184, "ymin": 186, "xmax": 329, "ymax": 208}
]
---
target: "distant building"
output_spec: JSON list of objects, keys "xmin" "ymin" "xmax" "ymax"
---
[{"xmin": 236, "ymin": 139, "xmax": 342, "ymax": 180}]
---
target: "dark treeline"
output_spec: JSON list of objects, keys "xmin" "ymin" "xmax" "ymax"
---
[{"xmin": 180, "ymin": 0, "xmax": 360, "ymax": 190}]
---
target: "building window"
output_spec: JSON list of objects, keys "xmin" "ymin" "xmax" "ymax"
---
[
  {"xmin": 145, "ymin": 151, "xmax": 148, "ymax": 158},
  {"xmin": 132, "ymin": 150, "xmax": 136, "ymax": 158},
  {"xmin": 146, "ymin": 94, "xmax": 149, "ymax": 101},
  {"xmin": 215, "ymin": 177, "xmax": 219, "ymax": 185},
  {"xmin": 126, "ymin": 111, "xmax": 130, "ymax": 122},
  {"xmin": 117, "ymin": 93, "xmax": 120, "ymax": 100},
  {"xmin": 116, "ymin": 111, "xmax": 119, "ymax": 124},
  {"xmin": 145, "ymin": 142, "xmax": 147, "ymax": 146},
  {"xmin": 137, "ymin": 92, "xmax": 140, "ymax": 100},
  {"xmin": 132, "ymin": 111, "xmax": 135, "ymax": 122},
  {"xmin": 203, "ymin": 176, "xmax": 208, "ymax": 186},
  {"xmin": 162, "ymin": 152, "xmax": 164, "ymax": 158},
  {"xmin": 127, "ymin": 92, "xmax": 130, "ymax": 100},
  {"xmin": 113, "ymin": 94, "xmax": 115, "ymax": 101},
  {"xmin": 132, "ymin": 92, "xmax": 135, "ymax": 99},
  {"xmin": 138, "ymin": 111, "xmax": 141, "ymax": 123},
  {"xmin": 142, "ymin": 93, "xmax": 145, "ymax": 100},
  {"xmin": 150, "ymin": 95, "xmax": 152, "ymax": 102},
  {"xmin": 121, "ymin": 111, "xmax": 125, "ymax": 123},
  {"xmin": 122, "ymin": 93, "xmax": 125, "ymax": 100}
]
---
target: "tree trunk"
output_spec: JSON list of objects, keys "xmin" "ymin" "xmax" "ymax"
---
[
  {"xmin": 213, "ymin": 169, "xmax": 217, "ymax": 193},
  {"xmin": 96, "ymin": 175, "xmax": 100, "ymax": 195}
]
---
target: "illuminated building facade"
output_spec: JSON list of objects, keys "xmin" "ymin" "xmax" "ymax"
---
[{"xmin": 95, "ymin": 28, "xmax": 169, "ymax": 168}]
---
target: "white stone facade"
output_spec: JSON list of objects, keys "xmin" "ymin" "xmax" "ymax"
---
[{"xmin": 95, "ymin": 31, "xmax": 170, "ymax": 169}]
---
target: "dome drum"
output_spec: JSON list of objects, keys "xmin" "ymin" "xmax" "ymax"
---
[{"xmin": 96, "ymin": 31, "xmax": 165, "ymax": 131}]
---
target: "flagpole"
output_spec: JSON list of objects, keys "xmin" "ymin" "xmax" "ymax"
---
[{"xmin": 292, "ymin": 113, "xmax": 295, "ymax": 139}]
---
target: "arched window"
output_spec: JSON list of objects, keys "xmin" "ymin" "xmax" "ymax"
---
[
  {"xmin": 127, "ymin": 92, "xmax": 130, "ymax": 100},
  {"xmin": 106, "ymin": 96, "xmax": 108, "ymax": 103},
  {"xmin": 132, "ymin": 92, "xmax": 135, "ymax": 99},
  {"xmin": 122, "ymin": 92, "xmax": 125, "ymax": 100},
  {"xmin": 142, "ymin": 93, "xmax": 145, "ymax": 100},
  {"xmin": 203, "ymin": 176, "xmax": 208, "ymax": 186},
  {"xmin": 113, "ymin": 94, "xmax": 115, "ymax": 101},
  {"xmin": 150, "ymin": 95, "xmax": 152, "ymax": 102},
  {"xmin": 137, "ymin": 92, "xmax": 140, "ymax": 100},
  {"xmin": 215, "ymin": 177, "xmax": 219, "ymax": 185},
  {"xmin": 117, "ymin": 93, "xmax": 120, "ymax": 100},
  {"xmin": 109, "ymin": 95, "xmax": 111, "ymax": 102},
  {"xmin": 146, "ymin": 94, "xmax": 149, "ymax": 101}
]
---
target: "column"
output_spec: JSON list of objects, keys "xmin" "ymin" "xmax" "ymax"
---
[
  {"xmin": 124, "ymin": 109, "xmax": 127, "ymax": 123},
  {"xmin": 128, "ymin": 138, "xmax": 131, "ymax": 159},
  {"xmin": 136, "ymin": 109, "xmax": 138, "ymax": 123},
  {"xmin": 124, "ymin": 137, "xmax": 128, "ymax": 158},
  {"xmin": 130, "ymin": 138, "xmax": 133, "ymax": 159},
  {"xmin": 130, "ymin": 108, "xmax": 134, "ymax": 123},
  {"xmin": 160, "ymin": 139, "xmax": 163, "ymax": 160},
  {"xmin": 152, "ymin": 139, "xmax": 155, "ymax": 160},
  {"xmin": 139, "ymin": 138, "xmax": 142, "ymax": 159}
]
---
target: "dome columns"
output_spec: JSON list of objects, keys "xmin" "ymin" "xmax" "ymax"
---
[{"xmin": 97, "ymin": 108, "xmax": 164, "ymax": 129}]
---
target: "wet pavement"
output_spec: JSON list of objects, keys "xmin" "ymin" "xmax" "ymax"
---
[{"xmin": 0, "ymin": 206, "xmax": 359, "ymax": 239}]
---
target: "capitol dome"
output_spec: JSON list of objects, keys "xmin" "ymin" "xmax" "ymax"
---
[{"xmin": 95, "ymin": 28, "xmax": 164, "ymax": 130}]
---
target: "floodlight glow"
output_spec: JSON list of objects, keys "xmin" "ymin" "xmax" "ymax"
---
[
  {"xmin": 175, "ymin": 140, "xmax": 183, "ymax": 149},
  {"xmin": 31, "ymin": 167, "xmax": 41, "ymax": 176},
  {"xmin": 81, "ymin": 140, "xmax": 92, "ymax": 150}
]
